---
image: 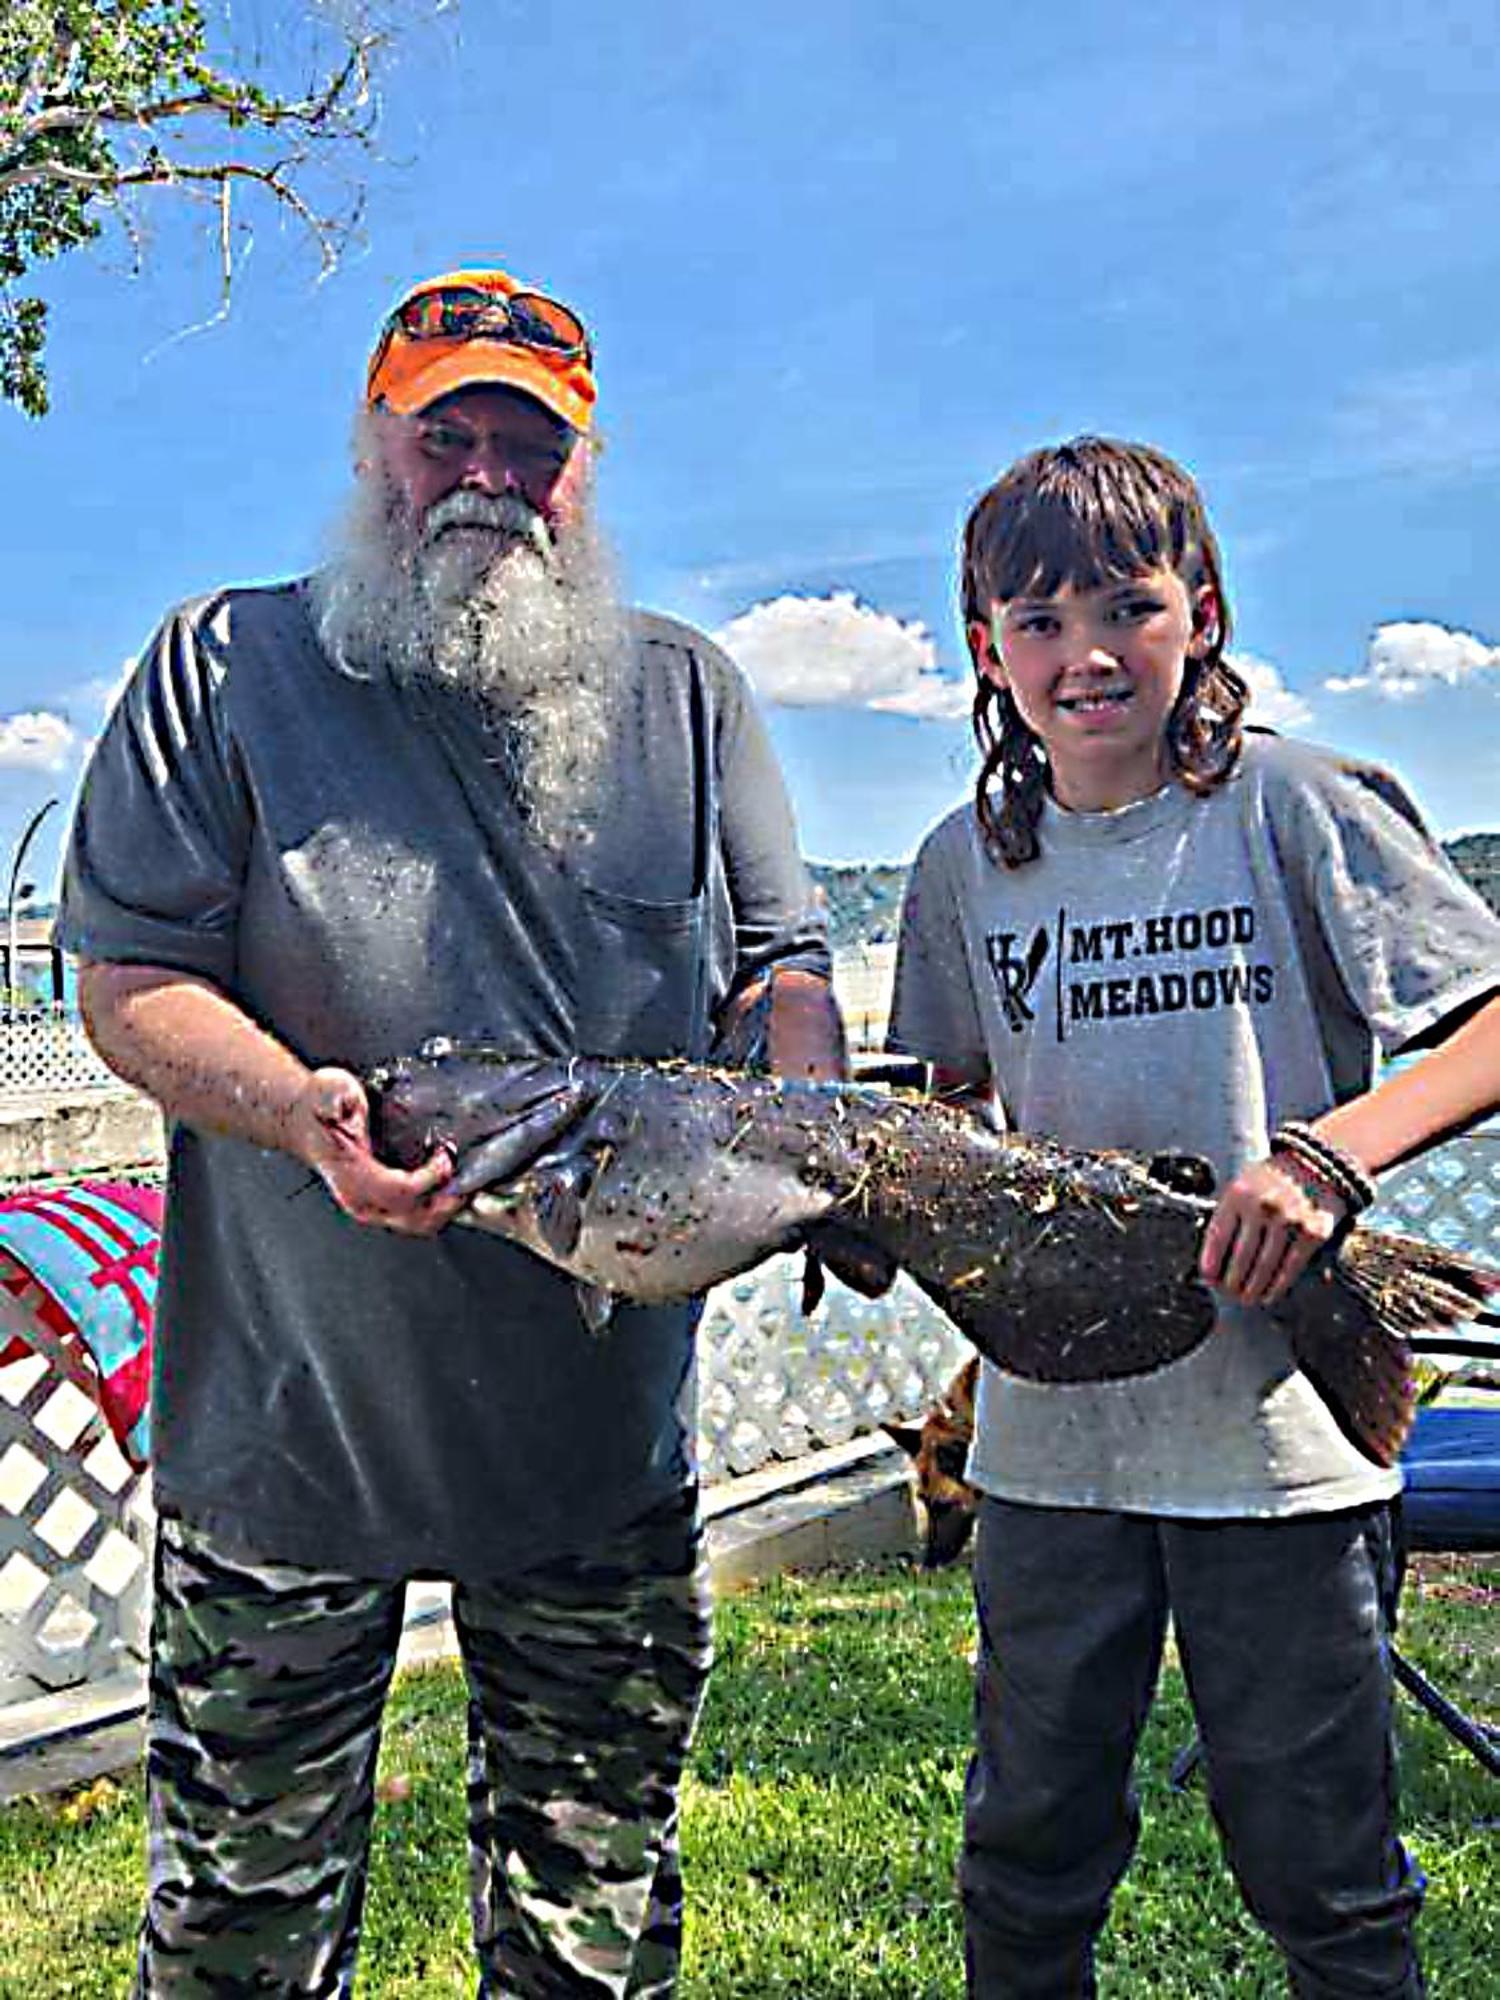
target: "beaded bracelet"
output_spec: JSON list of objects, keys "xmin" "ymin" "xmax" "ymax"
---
[
  {"xmin": 1269, "ymin": 1120, "xmax": 1378, "ymax": 1216},
  {"xmin": 1272, "ymin": 1141, "xmax": 1354, "ymax": 1212}
]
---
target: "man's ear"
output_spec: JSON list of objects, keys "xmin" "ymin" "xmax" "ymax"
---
[
  {"xmin": 967, "ymin": 617, "xmax": 1006, "ymax": 688},
  {"xmin": 546, "ymin": 436, "xmax": 593, "ymax": 526},
  {"xmin": 354, "ymin": 402, "xmax": 396, "ymax": 481}
]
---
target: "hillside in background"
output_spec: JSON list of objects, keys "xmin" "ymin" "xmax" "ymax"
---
[
  {"xmin": 813, "ymin": 835, "xmax": 1500, "ymax": 952},
  {"xmin": 808, "ymin": 864, "xmax": 910, "ymax": 950},
  {"xmin": 1446, "ymin": 833, "xmax": 1500, "ymax": 911}
]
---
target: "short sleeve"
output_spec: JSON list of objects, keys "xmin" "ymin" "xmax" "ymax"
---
[
  {"xmin": 1275, "ymin": 751, "xmax": 1500, "ymax": 1055},
  {"xmin": 709, "ymin": 635, "xmax": 830, "ymax": 983},
  {"xmin": 56, "ymin": 598, "xmax": 250, "ymax": 986},
  {"xmin": 886, "ymin": 816, "xmax": 990, "ymax": 1075}
]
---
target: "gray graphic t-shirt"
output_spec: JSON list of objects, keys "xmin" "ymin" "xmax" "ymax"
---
[{"xmin": 889, "ymin": 735, "xmax": 1500, "ymax": 1516}]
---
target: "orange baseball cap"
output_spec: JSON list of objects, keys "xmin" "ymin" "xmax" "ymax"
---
[{"xmin": 366, "ymin": 267, "xmax": 597, "ymax": 433}]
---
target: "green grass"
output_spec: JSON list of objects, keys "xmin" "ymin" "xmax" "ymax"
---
[{"xmin": 0, "ymin": 1556, "xmax": 1493, "ymax": 1998}]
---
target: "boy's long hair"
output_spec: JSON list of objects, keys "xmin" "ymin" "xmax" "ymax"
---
[{"xmin": 961, "ymin": 437, "xmax": 1248, "ymax": 866}]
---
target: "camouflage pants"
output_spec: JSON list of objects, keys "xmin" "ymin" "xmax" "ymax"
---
[{"xmin": 136, "ymin": 1490, "xmax": 713, "ymax": 1998}]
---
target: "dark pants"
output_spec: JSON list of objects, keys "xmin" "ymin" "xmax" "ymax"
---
[
  {"xmin": 136, "ymin": 1490, "xmax": 712, "ymax": 1998},
  {"xmin": 963, "ymin": 1499, "xmax": 1425, "ymax": 1999}
]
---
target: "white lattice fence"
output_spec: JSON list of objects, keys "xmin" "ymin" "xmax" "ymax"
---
[
  {"xmin": 0, "ymin": 1263, "xmax": 152, "ymax": 1703},
  {"xmin": 696, "ymin": 1262, "xmax": 965, "ymax": 1482},
  {"xmin": 1370, "ymin": 1131, "xmax": 1500, "ymax": 1268},
  {"xmin": 0, "ymin": 1008, "xmax": 119, "ymax": 1100}
]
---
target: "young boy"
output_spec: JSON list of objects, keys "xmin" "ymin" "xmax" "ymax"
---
[{"xmin": 889, "ymin": 437, "xmax": 1500, "ymax": 1996}]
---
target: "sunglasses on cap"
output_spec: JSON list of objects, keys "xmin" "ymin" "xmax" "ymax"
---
[{"xmin": 382, "ymin": 283, "xmax": 591, "ymax": 362}]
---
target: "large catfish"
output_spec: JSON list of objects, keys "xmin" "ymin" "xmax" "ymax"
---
[{"xmin": 366, "ymin": 1041, "xmax": 1497, "ymax": 1467}]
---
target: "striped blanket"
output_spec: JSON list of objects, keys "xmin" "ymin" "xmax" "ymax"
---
[{"xmin": 0, "ymin": 1182, "xmax": 160, "ymax": 1469}]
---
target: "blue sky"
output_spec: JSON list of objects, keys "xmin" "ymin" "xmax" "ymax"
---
[{"xmin": 3, "ymin": 0, "xmax": 1499, "ymax": 900}]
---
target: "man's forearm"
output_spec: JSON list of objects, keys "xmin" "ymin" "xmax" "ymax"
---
[{"xmin": 78, "ymin": 962, "xmax": 314, "ymax": 1157}]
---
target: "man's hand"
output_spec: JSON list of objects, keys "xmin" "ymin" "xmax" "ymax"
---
[
  {"xmin": 766, "ymin": 970, "xmax": 848, "ymax": 1082},
  {"xmin": 1199, "ymin": 1154, "xmax": 1348, "ymax": 1307},
  {"xmin": 289, "ymin": 1068, "xmax": 466, "ymax": 1238},
  {"xmin": 713, "ymin": 968, "xmax": 848, "ymax": 1081}
]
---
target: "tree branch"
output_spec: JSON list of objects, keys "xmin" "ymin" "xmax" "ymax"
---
[
  {"xmin": 1, "ymin": 32, "xmax": 380, "ymax": 189},
  {"xmin": 0, "ymin": 158, "xmax": 113, "ymax": 194},
  {"xmin": 115, "ymin": 155, "xmax": 341, "ymax": 276},
  {"xmin": 0, "ymin": 2, "xmax": 443, "ymax": 417}
]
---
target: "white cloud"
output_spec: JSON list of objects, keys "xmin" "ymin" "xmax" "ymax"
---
[
  {"xmin": 715, "ymin": 592, "xmax": 970, "ymax": 721},
  {"xmin": 1229, "ymin": 651, "xmax": 1313, "ymax": 732},
  {"xmin": 1324, "ymin": 621, "xmax": 1500, "ymax": 700},
  {"xmin": 0, "ymin": 711, "xmax": 78, "ymax": 771},
  {"xmin": 871, "ymin": 672, "xmax": 974, "ymax": 722}
]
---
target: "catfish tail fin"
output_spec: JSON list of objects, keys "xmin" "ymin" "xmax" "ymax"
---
[{"xmin": 1283, "ymin": 1231, "xmax": 1497, "ymax": 1467}]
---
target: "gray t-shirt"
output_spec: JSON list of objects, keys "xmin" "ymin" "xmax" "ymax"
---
[
  {"xmin": 58, "ymin": 581, "xmax": 828, "ymax": 1578},
  {"xmin": 888, "ymin": 734, "xmax": 1500, "ymax": 1517}
]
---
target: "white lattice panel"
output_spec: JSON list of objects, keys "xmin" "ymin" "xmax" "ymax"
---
[
  {"xmin": 0, "ymin": 1009, "xmax": 119, "ymax": 1101},
  {"xmin": 0, "ymin": 1272, "xmax": 152, "ymax": 1698},
  {"xmin": 1369, "ymin": 1130, "xmax": 1500, "ymax": 1268},
  {"xmin": 695, "ymin": 1256, "xmax": 966, "ymax": 1482},
  {"xmin": 831, "ymin": 943, "xmax": 898, "ymax": 1054}
]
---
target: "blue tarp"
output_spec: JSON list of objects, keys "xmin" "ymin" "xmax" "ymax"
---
[{"xmin": 1402, "ymin": 1407, "xmax": 1500, "ymax": 1552}]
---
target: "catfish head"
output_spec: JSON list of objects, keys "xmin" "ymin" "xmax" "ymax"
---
[{"xmin": 366, "ymin": 1040, "xmax": 853, "ymax": 1306}]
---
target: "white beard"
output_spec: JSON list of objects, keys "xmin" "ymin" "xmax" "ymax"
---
[{"xmin": 310, "ymin": 452, "xmax": 628, "ymax": 857}]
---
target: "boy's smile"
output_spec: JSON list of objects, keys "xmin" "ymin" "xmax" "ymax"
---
[
  {"xmin": 977, "ymin": 566, "xmax": 1213, "ymax": 812},
  {"xmin": 1055, "ymin": 684, "xmax": 1134, "ymax": 716}
]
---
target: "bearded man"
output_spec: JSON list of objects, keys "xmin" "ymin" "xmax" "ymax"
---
[{"xmin": 59, "ymin": 266, "xmax": 842, "ymax": 1997}]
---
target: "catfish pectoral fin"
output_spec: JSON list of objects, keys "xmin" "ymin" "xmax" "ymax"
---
[
  {"xmin": 446, "ymin": 1083, "xmax": 595, "ymax": 1199},
  {"xmin": 575, "ymin": 1281, "xmax": 618, "ymax": 1336},
  {"xmin": 531, "ymin": 1151, "xmax": 600, "ymax": 1260},
  {"xmin": 805, "ymin": 1220, "xmax": 900, "ymax": 1300}
]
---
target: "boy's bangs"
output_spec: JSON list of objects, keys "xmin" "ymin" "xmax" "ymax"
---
[
  {"xmin": 962, "ymin": 439, "xmax": 1213, "ymax": 621},
  {"xmin": 984, "ymin": 489, "xmax": 1189, "ymax": 603}
]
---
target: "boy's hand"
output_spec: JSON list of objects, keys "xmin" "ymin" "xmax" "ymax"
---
[{"xmin": 1199, "ymin": 1155, "xmax": 1349, "ymax": 1307}]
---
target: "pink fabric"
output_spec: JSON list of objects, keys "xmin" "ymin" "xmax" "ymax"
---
[{"xmin": 0, "ymin": 1182, "xmax": 161, "ymax": 1468}]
